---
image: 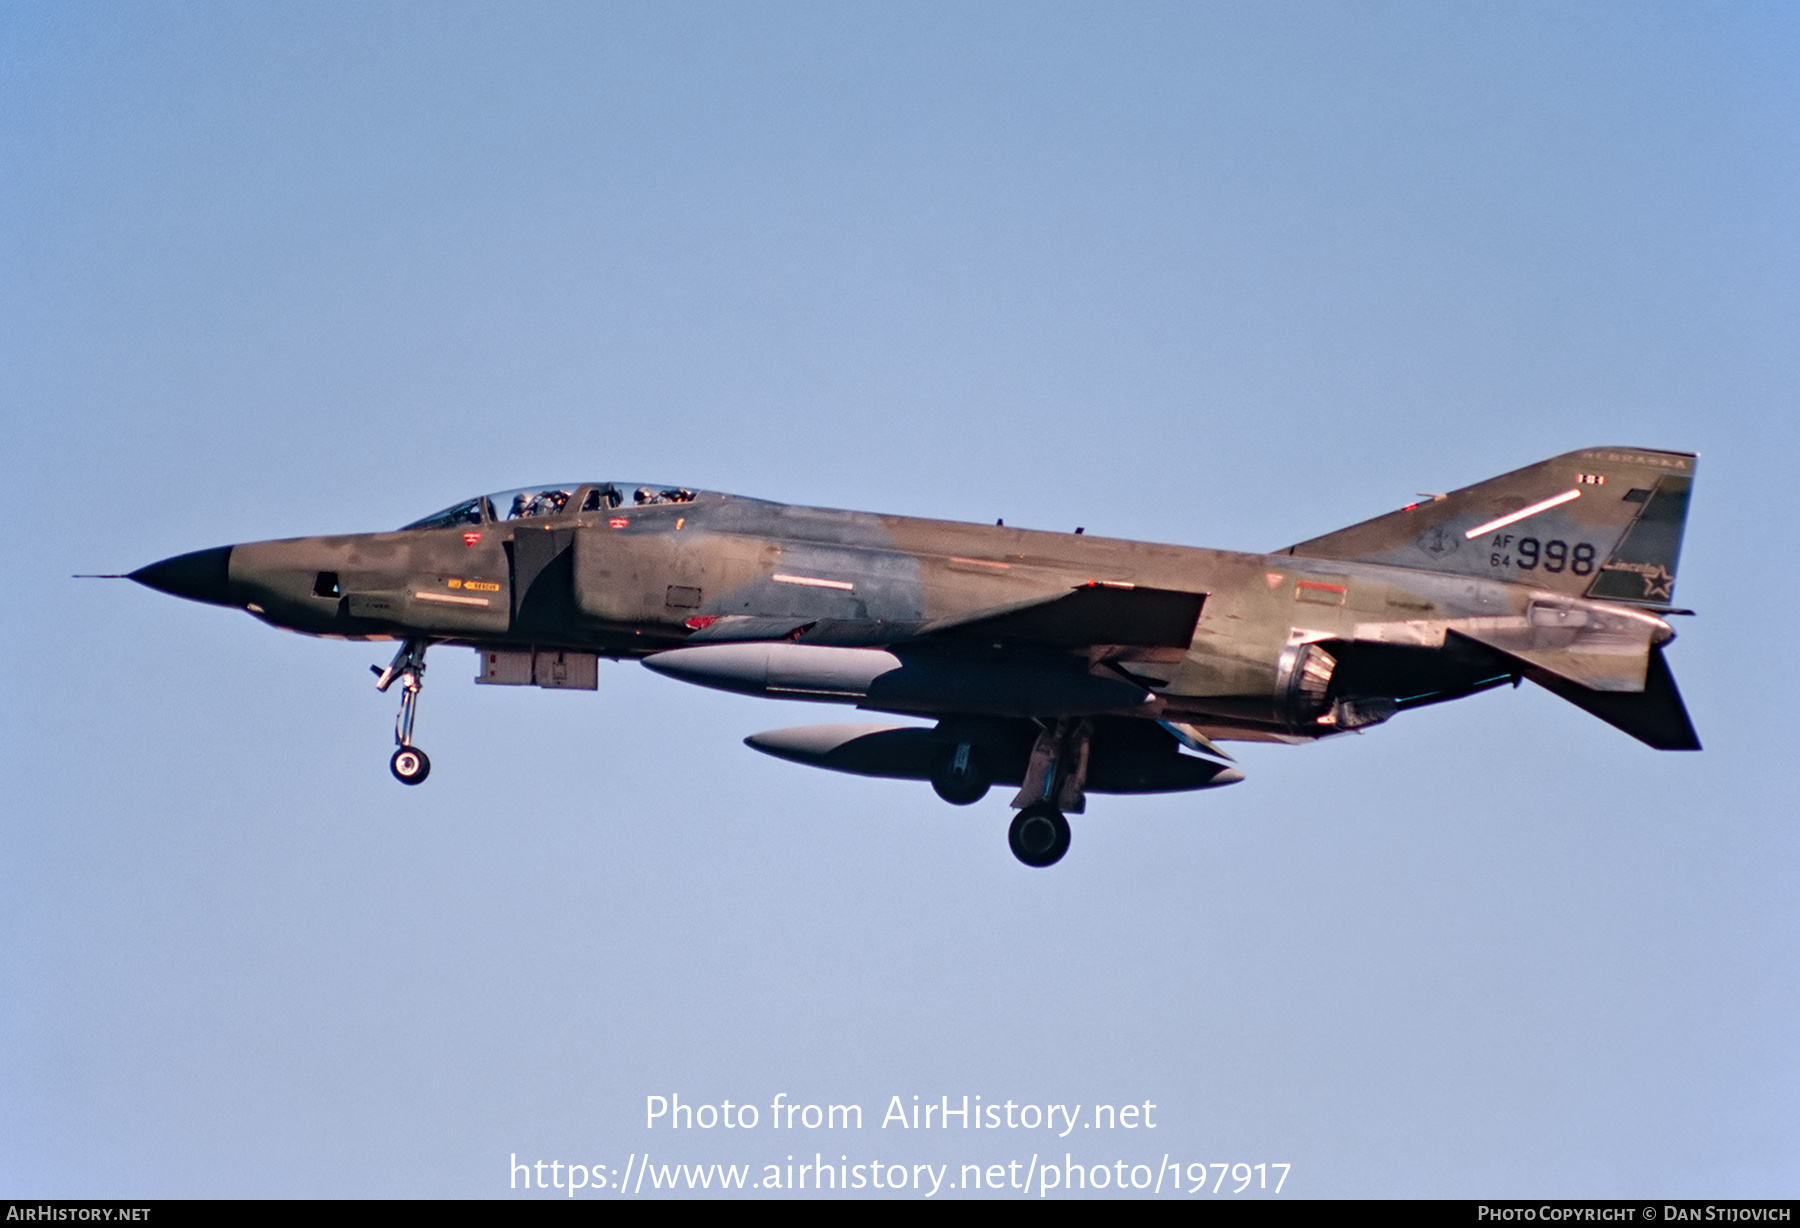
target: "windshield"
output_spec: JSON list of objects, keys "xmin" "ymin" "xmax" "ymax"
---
[{"xmin": 400, "ymin": 497, "xmax": 492, "ymax": 531}]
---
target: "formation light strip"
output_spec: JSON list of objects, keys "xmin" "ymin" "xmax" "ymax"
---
[
  {"xmin": 772, "ymin": 573, "xmax": 855, "ymax": 591},
  {"xmin": 1463, "ymin": 489, "xmax": 1582, "ymax": 540},
  {"xmin": 414, "ymin": 591, "xmax": 491, "ymax": 607}
]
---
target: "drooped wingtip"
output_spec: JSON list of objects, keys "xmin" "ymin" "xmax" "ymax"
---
[{"xmin": 1159, "ymin": 719, "xmax": 1235, "ymax": 761}]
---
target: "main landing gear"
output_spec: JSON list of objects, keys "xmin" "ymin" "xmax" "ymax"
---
[
  {"xmin": 1009, "ymin": 804, "xmax": 1071, "ymax": 868},
  {"xmin": 1003, "ymin": 717, "xmax": 1091, "ymax": 868},
  {"xmin": 374, "ymin": 638, "xmax": 431, "ymax": 785}
]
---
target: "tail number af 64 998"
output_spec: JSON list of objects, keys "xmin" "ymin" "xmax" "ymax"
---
[{"xmin": 1491, "ymin": 536, "xmax": 1595, "ymax": 576}]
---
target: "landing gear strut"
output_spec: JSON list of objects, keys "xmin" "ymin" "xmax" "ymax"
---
[
  {"xmin": 1006, "ymin": 718, "xmax": 1091, "ymax": 867},
  {"xmin": 375, "ymin": 638, "xmax": 431, "ymax": 785}
]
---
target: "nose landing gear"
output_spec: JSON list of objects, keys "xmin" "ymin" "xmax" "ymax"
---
[{"xmin": 375, "ymin": 638, "xmax": 431, "ymax": 785}]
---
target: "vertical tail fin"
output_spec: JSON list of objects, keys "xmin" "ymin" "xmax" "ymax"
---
[{"xmin": 1286, "ymin": 447, "xmax": 1696, "ymax": 607}]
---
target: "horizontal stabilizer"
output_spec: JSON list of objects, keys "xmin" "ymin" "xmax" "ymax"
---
[
  {"xmin": 1446, "ymin": 602, "xmax": 1669, "ymax": 693},
  {"xmin": 925, "ymin": 583, "xmax": 1205, "ymax": 651},
  {"xmin": 1524, "ymin": 644, "xmax": 1701, "ymax": 750}
]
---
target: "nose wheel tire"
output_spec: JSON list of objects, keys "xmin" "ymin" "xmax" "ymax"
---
[
  {"xmin": 390, "ymin": 747, "xmax": 431, "ymax": 785},
  {"xmin": 1009, "ymin": 803, "xmax": 1070, "ymax": 868}
]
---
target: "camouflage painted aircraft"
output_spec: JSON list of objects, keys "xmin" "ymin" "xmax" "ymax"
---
[{"xmin": 123, "ymin": 447, "xmax": 1698, "ymax": 866}]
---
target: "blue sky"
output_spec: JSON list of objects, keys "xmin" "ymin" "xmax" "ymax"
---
[{"xmin": 3, "ymin": 1, "xmax": 1796, "ymax": 1197}]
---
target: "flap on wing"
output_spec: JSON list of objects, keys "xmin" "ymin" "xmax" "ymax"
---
[{"xmin": 924, "ymin": 583, "xmax": 1206, "ymax": 651}]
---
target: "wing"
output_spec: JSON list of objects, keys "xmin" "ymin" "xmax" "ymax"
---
[
  {"xmin": 918, "ymin": 581, "xmax": 1206, "ymax": 652},
  {"xmin": 677, "ymin": 581, "xmax": 1206, "ymax": 657}
]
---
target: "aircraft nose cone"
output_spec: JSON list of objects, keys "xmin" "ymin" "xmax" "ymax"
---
[{"xmin": 130, "ymin": 545, "xmax": 235, "ymax": 606}]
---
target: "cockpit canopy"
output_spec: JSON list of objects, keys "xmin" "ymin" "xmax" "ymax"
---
[{"xmin": 401, "ymin": 483, "xmax": 698, "ymax": 530}]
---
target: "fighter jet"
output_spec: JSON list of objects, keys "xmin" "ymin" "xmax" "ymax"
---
[{"xmin": 122, "ymin": 447, "xmax": 1699, "ymax": 867}]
